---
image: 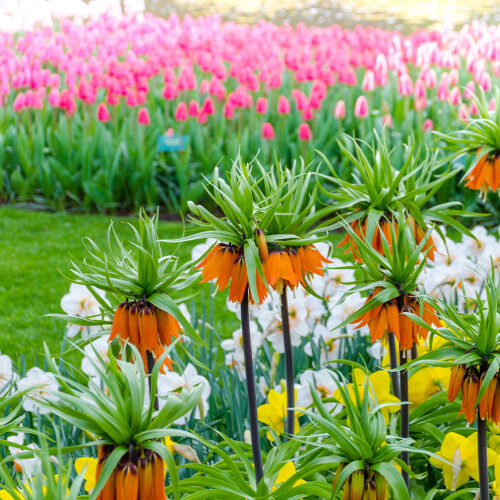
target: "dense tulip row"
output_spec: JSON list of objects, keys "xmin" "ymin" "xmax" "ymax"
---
[{"xmin": 0, "ymin": 13, "xmax": 499, "ymax": 210}]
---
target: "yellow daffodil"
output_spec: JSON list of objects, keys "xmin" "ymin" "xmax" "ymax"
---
[
  {"xmin": 491, "ymin": 435, "xmax": 500, "ymax": 455},
  {"xmin": 430, "ymin": 432, "xmax": 497, "ymax": 491},
  {"xmin": 74, "ymin": 457, "xmax": 97, "ymax": 493},
  {"xmin": 163, "ymin": 436, "xmax": 175, "ymax": 454},
  {"xmin": 494, "ymin": 455, "xmax": 500, "ymax": 498},
  {"xmin": 335, "ymin": 369, "xmax": 400, "ymax": 423},
  {"xmin": 272, "ymin": 461, "xmax": 306, "ymax": 491},
  {"xmin": 0, "ymin": 491, "xmax": 21, "ymax": 500},
  {"xmin": 408, "ymin": 367, "xmax": 450, "ymax": 406},
  {"xmin": 257, "ymin": 390, "xmax": 303, "ymax": 440}
]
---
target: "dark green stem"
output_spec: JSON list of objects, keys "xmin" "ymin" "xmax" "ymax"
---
[
  {"xmin": 477, "ymin": 417, "xmax": 489, "ymax": 500},
  {"xmin": 280, "ymin": 286, "xmax": 295, "ymax": 438},
  {"xmin": 146, "ymin": 350, "xmax": 159, "ymax": 411},
  {"xmin": 400, "ymin": 348, "xmax": 409, "ymax": 490},
  {"xmin": 388, "ymin": 333, "xmax": 400, "ymax": 399},
  {"xmin": 241, "ymin": 288, "xmax": 264, "ymax": 484}
]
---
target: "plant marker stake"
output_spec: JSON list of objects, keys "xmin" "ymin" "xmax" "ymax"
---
[
  {"xmin": 146, "ymin": 350, "xmax": 159, "ymax": 411},
  {"xmin": 388, "ymin": 333, "xmax": 401, "ymax": 399},
  {"xmin": 280, "ymin": 286, "xmax": 295, "ymax": 438},
  {"xmin": 399, "ymin": 348, "xmax": 410, "ymax": 490},
  {"xmin": 241, "ymin": 287, "xmax": 264, "ymax": 484},
  {"xmin": 478, "ymin": 417, "xmax": 489, "ymax": 500}
]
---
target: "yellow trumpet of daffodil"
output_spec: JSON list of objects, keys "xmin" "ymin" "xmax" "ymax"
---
[
  {"xmin": 257, "ymin": 389, "xmax": 303, "ymax": 440},
  {"xmin": 408, "ymin": 367, "xmax": 450, "ymax": 406},
  {"xmin": 271, "ymin": 461, "xmax": 306, "ymax": 491},
  {"xmin": 334, "ymin": 369, "xmax": 400, "ymax": 423},
  {"xmin": 430, "ymin": 432, "xmax": 497, "ymax": 491}
]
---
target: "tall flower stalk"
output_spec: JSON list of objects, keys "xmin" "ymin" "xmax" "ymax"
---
[
  {"xmin": 336, "ymin": 210, "xmax": 439, "ymax": 490},
  {"xmin": 412, "ymin": 268, "xmax": 500, "ymax": 500}
]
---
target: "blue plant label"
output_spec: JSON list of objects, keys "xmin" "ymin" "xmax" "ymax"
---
[{"xmin": 157, "ymin": 135, "xmax": 188, "ymax": 152}]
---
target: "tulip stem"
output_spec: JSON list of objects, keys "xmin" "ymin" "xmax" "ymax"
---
[
  {"xmin": 399, "ymin": 348, "xmax": 409, "ymax": 490},
  {"xmin": 146, "ymin": 350, "xmax": 159, "ymax": 411},
  {"xmin": 241, "ymin": 288, "xmax": 264, "ymax": 485},
  {"xmin": 477, "ymin": 417, "xmax": 489, "ymax": 500},
  {"xmin": 280, "ymin": 286, "xmax": 295, "ymax": 438},
  {"xmin": 388, "ymin": 333, "xmax": 400, "ymax": 399}
]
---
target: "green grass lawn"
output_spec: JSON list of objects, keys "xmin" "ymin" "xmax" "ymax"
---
[{"xmin": 0, "ymin": 206, "xmax": 235, "ymax": 366}]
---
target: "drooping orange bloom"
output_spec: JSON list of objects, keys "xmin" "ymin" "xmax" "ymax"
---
[
  {"xmin": 352, "ymin": 288, "xmax": 440, "ymax": 351},
  {"xmin": 95, "ymin": 446, "xmax": 166, "ymax": 500},
  {"xmin": 338, "ymin": 215, "xmax": 436, "ymax": 262},
  {"xmin": 109, "ymin": 300, "xmax": 180, "ymax": 372},
  {"xmin": 195, "ymin": 243, "xmax": 268, "ymax": 304},
  {"xmin": 465, "ymin": 149, "xmax": 500, "ymax": 196},
  {"xmin": 449, "ymin": 366, "xmax": 500, "ymax": 424}
]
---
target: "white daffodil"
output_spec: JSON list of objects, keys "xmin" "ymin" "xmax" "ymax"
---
[
  {"xmin": 157, "ymin": 363, "xmax": 210, "ymax": 424},
  {"xmin": 191, "ymin": 238, "xmax": 217, "ymax": 263},
  {"xmin": 60, "ymin": 283, "xmax": 106, "ymax": 338},
  {"xmin": 221, "ymin": 322, "xmax": 262, "ymax": 376},
  {"xmin": 0, "ymin": 353, "xmax": 13, "ymax": 394},
  {"xmin": 7, "ymin": 433, "xmax": 40, "ymax": 478},
  {"xmin": 296, "ymin": 368, "xmax": 342, "ymax": 414},
  {"xmin": 17, "ymin": 367, "xmax": 59, "ymax": 414},
  {"xmin": 81, "ymin": 336, "xmax": 110, "ymax": 386},
  {"xmin": 328, "ymin": 292, "xmax": 367, "ymax": 336}
]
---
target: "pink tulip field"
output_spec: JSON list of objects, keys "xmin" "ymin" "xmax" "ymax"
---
[{"xmin": 0, "ymin": 12, "xmax": 498, "ymax": 211}]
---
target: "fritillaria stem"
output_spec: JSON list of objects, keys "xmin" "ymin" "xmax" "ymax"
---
[
  {"xmin": 477, "ymin": 417, "xmax": 489, "ymax": 500},
  {"xmin": 280, "ymin": 285, "xmax": 295, "ymax": 438},
  {"xmin": 241, "ymin": 287, "xmax": 264, "ymax": 484},
  {"xmin": 146, "ymin": 350, "xmax": 159, "ymax": 411},
  {"xmin": 399, "ymin": 348, "xmax": 410, "ymax": 490},
  {"xmin": 388, "ymin": 333, "xmax": 401, "ymax": 399}
]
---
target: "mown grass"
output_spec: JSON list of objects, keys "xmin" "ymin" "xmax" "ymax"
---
[{"xmin": 0, "ymin": 206, "xmax": 235, "ymax": 366}]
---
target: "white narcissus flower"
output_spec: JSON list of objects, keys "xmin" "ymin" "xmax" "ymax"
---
[
  {"xmin": 17, "ymin": 367, "xmax": 59, "ymax": 414},
  {"xmin": 81, "ymin": 336, "xmax": 110, "ymax": 386},
  {"xmin": 60, "ymin": 283, "xmax": 106, "ymax": 338},
  {"xmin": 221, "ymin": 322, "xmax": 262, "ymax": 362},
  {"xmin": 296, "ymin": 369, "xmax": 342, "ymax": 414},
  {"xmin": 7, "ymin": 433, "xmax": 40, "ymax": 478},
  {"xmin": 157, "ymin": 363, "xmax": 210, "ymax": 424},
  {"xmin": 191, "ymin": 238, "xmax": 217, "ymax": 264},
  {"xmin": 328, "ymin": 292, "xmax": 366, "ymax": 336},
  {"xmin": 0, "ymin": 353, "xmax": 13, "ymax": 393}
]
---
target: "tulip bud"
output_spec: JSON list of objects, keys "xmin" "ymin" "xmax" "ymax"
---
[
  {"xmin": 255, "ymin": 228, "xmax": 269, "ymax": 262},
  {"xmin": 298, "ymin": 122, "xmax": 312, "ymax": 141},
  {"xmin": 333, "ymin": 100, "xmax": 346, "ymax": 119}
]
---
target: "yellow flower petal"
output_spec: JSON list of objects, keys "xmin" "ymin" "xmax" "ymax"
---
[{"xmin": 74, "ymin": 457, "xmax": 98, "ymax": 493}]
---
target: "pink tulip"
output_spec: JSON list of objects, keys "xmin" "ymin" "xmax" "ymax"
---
[
  {"xmin": 97, "ymin": 102, "xmax": 110, "ymax": 122},
  {"xmin": 448, "ymin": 87, "xmax": 462, "ymax": 106},
  {"xmin": 256, "ymin": 97, "xmax": 268, "ymax": 114},
  {"xmin": 161, "ymin": 83, "xmax": 177, "ymax": 100},
  {"xmin": 414, "ymin": 97, "xmax": 427, "ymax": 112},
  {"xmin": 382, "ymin": 113, "xmax": 393, "ymax": 127},
  {"xmin": 489, "ymin": 98, "xmax": 496, "ymax": 111},
  {"xmin": 137, "ymin": 107, "xmax": 151, "ymax": 126},
  {"xmin": 223, "ymin": 102, "xmax": 234, "ymax": 119},
  {"xmin": 13, "ymin": 93, "xmax": 26, "ymax": 111},
  {"xmin": 448, "ymin": 69, "xmax": 459, "ymax": 86},
  {"xmin": 197, "ymin": 112, "xmax": 208, "ymax": 124},
  {"xmin": 424, "ymin": 68, "xmax": 437, "ymax": 89},
  {"xmin": 166, "ymin": 128, "xmax": 174, "ymax": 137},
  {"xmin": 277, "ymin": 95, "xmax": 291, "ymax": 115},
  {"xmin": 398, "ymin": 74, "xmax": 413, "ymax": 96},
  {"xmin": 59, "ymin": 89, "xmax": 76, "ymax": 115},
  {"xmin": 423, "ymin": 119, "xmax": 434, "ymax": 132},
  {"xmin": 174, "ymin": 102, "xmax": 188, "ymax": 121},
  {"xmin": 48, "ymin": 87, "xmax": 60, "ymax": 107},
  {"xmin": 201, "ymin": 96, "xmax": 215, "ymax": 115},
  {"xmin": 414, "ymin": 79, "xmax": 426, "ymax": 99},
  {"xmin": 261, "ymin": 122, "xmax": 275, "ymax": 140},
  {"xmin": 458, "ymin": 103, "xmax": 469, "ymax": 122},
  {"xmin": 479, "ymin": 72, "xmax": 491, "ymax": 91},
  {"xmin": 302, "ymin": 106, "xmax": 314, "ymax": 120},
  {"xmin": 188, "ymin": 100, "xmax": 199, "ymax": 117},
  {"xmin": 464, "ymin": 81, "xmax": 476, "ymax": 100},
  {"xmin": 298, "ymin": 122, "xmax": 312, "ymax": 141},
  {"xmin": 269, "ymin": 73, "xmax": 281, "ymax": 89},
  {"xmin": 333, "ymin": 100, "xmax": 346, "ymax": 119},
  {"xmin": 436, "ymin": 82, "xmax": 449, "ymax": 101},
  {"xmin": 200, "ymin": 79, "xmax": 210, "ymax": 95},
  {"xmin": 291, "ymin": 90, "xmax": 308, "ymax": 111},
  {"xmin": 469, "ymin": 100, "xmax": 480, "ymax": 115},
  {"xmin": 362, "ymin": 70, "xmax": 376, "ymax": 92},
  {"xmin": 354, "ymin": 96, "xmax": 368, "ymax": 119}
]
